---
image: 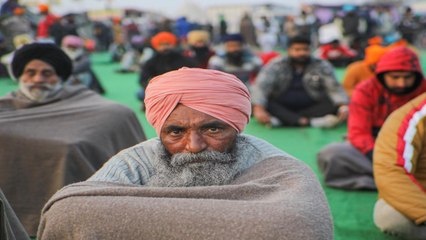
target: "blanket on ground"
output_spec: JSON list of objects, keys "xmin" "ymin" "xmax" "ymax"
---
[
  {"xmin": 0, "ymin": 85, "xmax": 146, "ymax": 235},
  {"xmin": 38, "ymin": 156, "xmax": 333, "ymax": 240}
]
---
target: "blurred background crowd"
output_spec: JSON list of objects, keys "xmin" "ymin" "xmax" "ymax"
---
[{"xmin": 0, "ymin": 0, "xmax": 424, "ymax": 90}]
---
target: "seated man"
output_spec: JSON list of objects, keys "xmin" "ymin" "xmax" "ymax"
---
[
  {"xmin": 252, "ymin": 35, "xmax": 349, "ymax": 128},
  {"xmin": 208, "ymin": 33, "xmax": 262, "ymax": 87},
  {"xmin": 342, "ymin": 44, "xmax": 388, "ymax": 97},
  {"xmin": 183, "ymin": 30, "xmax": 215, "ymax": 69},
  {"xmin": 61, "ymin": 35, "xmax": 105, "ymax": 94},
  {"xmin": 373, "ymin": 93, "xmax": 426, "ymax": 240},
  {"xmin": 38, "ymin": 68, "xmax": 333, "ymax": 240},
  {"xmin": 137, "ymin": 31, "xmax": 195, "ymax": 104},
  {"xmin": 317, "ymin": 46, "xmax": 426, "ymax": 190},
  {"xmin": 0, "ymin": 42, "xmax": 146, "ymax": 236}
]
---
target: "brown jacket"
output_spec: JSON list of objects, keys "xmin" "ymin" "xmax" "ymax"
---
[{"xmin": 374, "ymin": 93, "xmax": 426, "ymax": 224}]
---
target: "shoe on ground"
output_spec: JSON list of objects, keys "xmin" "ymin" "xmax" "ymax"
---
[
  {"xmin": 266, "ymin": 116, "xmax": 282, "ymax": 128},
  {"xmin": 310, "ymin": 114, "xmax": 339, "ymax": 128}
]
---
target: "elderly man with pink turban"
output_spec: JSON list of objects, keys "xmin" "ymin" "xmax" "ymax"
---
[{"xmin": 38, "ymin": 68, "xmax": 333, "ymax": 240}]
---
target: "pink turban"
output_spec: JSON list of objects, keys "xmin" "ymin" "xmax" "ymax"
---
[{"xmin": 145, "ymin": 68, "xmax": 251, "ymax": 136}]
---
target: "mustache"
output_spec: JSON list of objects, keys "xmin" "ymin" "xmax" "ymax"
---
[
  {"xmin": 170, "ymin": 150, "xmax": 236, "ymax": 167},
  {"xmin": 27, "ymin": 83, "xmax": 57, "ymax": 90}
]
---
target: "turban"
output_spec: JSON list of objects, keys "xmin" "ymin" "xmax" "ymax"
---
[
  {"xmin": 368, "ymin": 36, "xmax": 383, "ymax": 46},
  {"xmin": 145, "ymin": 68, "xmax": 251, "ymax": 136},
  {"xmin": 12, "ymin": 42, "xmax": 73, "ymax": 81},
  {"xmin": 363, "ymin": 45, "xmax": 388, "ymax": 65},
  {"xmin": 38, "ymin": 4, "xmax": 49, "ymax": 13},
  {"xmin": 150, "ymin": 32, "xmax": 177, "ymax": 50},
  {"xmin": 13, "ymin": 7, "xmax": 25, "ymax": 15},
  {"xmin": 61, "ymin": 35, "xmax": 84, "ymax": 48},
  {"xmin": 187, "ymin": 30, "xmax": 210, "ymax": 45},
  {"xmin": 222, "ymin": 33, "xmax": 244, "ymax": 43}
]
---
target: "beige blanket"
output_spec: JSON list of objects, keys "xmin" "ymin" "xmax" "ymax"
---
[
  {"xmin": 0, "ymin": 85, "xmax": 146, "ymax": 235},
  {"xmin": 38, "ymin": 156, "xmax": 333, "ymax": 240}
]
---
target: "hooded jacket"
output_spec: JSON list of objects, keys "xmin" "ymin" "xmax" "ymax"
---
[{"xmin": 348, "ymin": 46, "xmax": 426, "ymax": 154}]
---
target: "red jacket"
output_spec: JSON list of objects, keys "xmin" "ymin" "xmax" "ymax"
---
[
  {"xmin": 37, "ymin": 14, "xmax": 58, "ymax": 38},
  {"xmin": 319, "ymin": 44, "xmax": 356, "ymax": 60},
  {"xmin": 348, "ymin": 46, "xmax": 426, "ymax": 154}
]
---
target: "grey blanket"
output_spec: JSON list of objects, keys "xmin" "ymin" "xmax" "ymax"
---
[
  {"xmin": 38, "ymin": 156, "xmax": 333, "ymax": 240},
  {"xmin": 0, "ymin": 85, "xmax": 146, "ymax": 235},
  {"xmin": 0, "ymin": 188, "xmax": 29, "ymax": 240}
]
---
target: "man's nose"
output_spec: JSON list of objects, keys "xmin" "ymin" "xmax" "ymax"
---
[
  {"xmin": 185, "ymin": 131, "xmax": 207, "ymax": 154},
  {"xmin": 32, "ymin": 74, "xmax": 44, "ymax": 83},
  {"xmin": 395, "ymin": 78, "xmax": 408, "ymax": 88}
]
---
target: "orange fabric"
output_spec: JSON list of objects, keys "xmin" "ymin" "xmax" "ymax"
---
[
  {"xmin": 150, "ymin": 32, "xmax": 177, "ymax": 50},
  {"xmin": 38, "ymin": 4, "xmax": 49, "ymax": 13},
  {"xmin": 363, "ymin": 45, "xmax": 388, "ymax": 65},
  {"xmin": 342, "ymin": 60, "xmax": 375, "ymax": 97},
  {"xmin": 144, "ymin": 68, "xmax": 251, "ymax": 136},
  {"xmin": 368, "ymin": 36, "xmax": 383, "ymax": 45},
  {"xmin": 13, "ymin": 7, "xmax": 24, "ymax": 15}
]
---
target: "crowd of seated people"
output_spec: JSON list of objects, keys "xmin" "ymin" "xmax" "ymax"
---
[{"xmin": 1, "ymin": 1, "xmax": 426, "ymax": 239}]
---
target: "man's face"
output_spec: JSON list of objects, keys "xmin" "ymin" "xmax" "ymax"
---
[
  {"xmin": 19, "ymin": 59, "xmax": 61, "ymax": 101},
  {"xmin": 191, "ymin": 40, "xmax": 207, "ymax": 48},
  {"xmin": 383, "ymin": 71, "xmax": 416, "ymax": 94},
  {"xmin": 161, "ymin": 104, "xmax": 237, "ymax": 156},
  {"xmin": 155, "ymin": 42, "xmax": 174, "ymax": 53},
  {"xmin": 148, "ymin": 104, "xmax": 240, "ymax": 187},
  {"xmin": 288, "ymin": 43, "xmax": 311, "ymax": 64},
  {"xmin": 224, "ymin": 41, "xmax": 242, "ymax": 53}
]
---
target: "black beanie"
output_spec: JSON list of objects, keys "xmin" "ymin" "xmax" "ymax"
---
[{"xmin": 11, "ymin": 42, "xmax": 73, "ymax": 81}]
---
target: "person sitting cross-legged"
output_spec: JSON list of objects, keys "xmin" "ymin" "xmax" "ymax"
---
[
  {"xmin": 251, "ymin": 35, "xmax": 349, "ymax": 128},
  {"xmin": 317, "ymin": 46, "xmax": 426, "ymax": 190},
  {"xmin": 373, "ymin": 92, "xmax": 426, "ymax": 240}
]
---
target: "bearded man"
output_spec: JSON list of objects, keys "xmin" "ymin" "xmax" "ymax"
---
[
  {"xmin": 38, "ymin": 68, "xmax": 333, "ymax": 240},
  {"xmin": 317, "ymin": 46, "xmax": 426, "ymax": 190},
  {"xmin": 0, "ymin": 42, "xmax": 146, "ymax": 236},
  {"xmin": 252, "ymin": 35, "xmax": 349, "ymax": 128},
  {"xmin": 208, "ymin": 33, "xmax": 262, "ymax": 87}
]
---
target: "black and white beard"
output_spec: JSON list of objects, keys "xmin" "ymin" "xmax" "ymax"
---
[{"xmin": 146, "ymin": 137, "xmax": 247, "ymax": 187}]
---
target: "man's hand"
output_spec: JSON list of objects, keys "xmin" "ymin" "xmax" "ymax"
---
[
  {"xmin": 253, "ymin": 105, "xmax": 271, "ymax": 125},
  {"xmin": 337, "ymin": 105, "xmax": 349, "ymax": 122}
]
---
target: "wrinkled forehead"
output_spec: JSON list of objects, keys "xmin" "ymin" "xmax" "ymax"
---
[{"xmin": 163, "ymin": 104, "xmax": 229, "ymax": 128}]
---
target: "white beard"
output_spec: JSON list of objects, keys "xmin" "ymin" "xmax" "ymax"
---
[
  {"xmin": 19, "ymin": 81, "xmax": 63, "ymax": 102},
  {"xmin": 146, "ymin": 136, "xmax": 254, "ymax": 188},
  {"xmin": 63, "ymin": 47, "xmax": 84, "ymax": 60}
]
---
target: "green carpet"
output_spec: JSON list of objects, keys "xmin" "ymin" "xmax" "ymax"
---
[{"xmin": 0, "ymin": 52, "xmax": 407, "ymax": 240}]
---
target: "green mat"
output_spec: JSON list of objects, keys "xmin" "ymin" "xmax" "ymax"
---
[{"xmin": 0, "ymin": 52, "xmax": 403, "ymax": 240}]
